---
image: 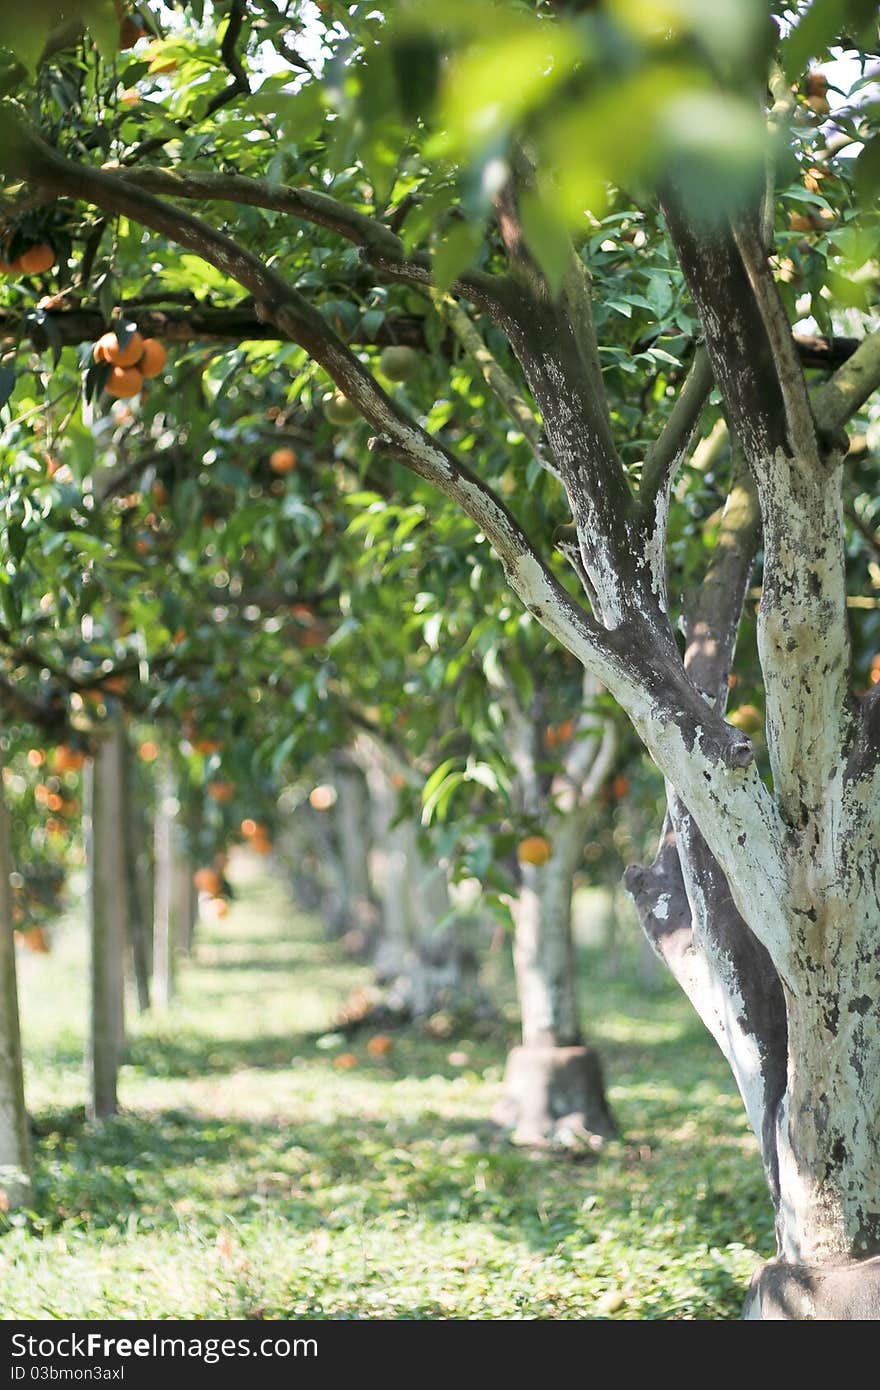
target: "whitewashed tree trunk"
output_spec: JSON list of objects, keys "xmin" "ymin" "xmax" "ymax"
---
[
  {"xmin": 0, "ymin": 751, "xmax": 30, "ymax": 1210},
  {"xmin": 353, "ymin": 736, "xmax": 482, "ymax": 1016},
  {"xmin": 496, "ymin": 673, "xmax": 617, "ymax": 1142},
  {"xmin": 85, "ymin": 725, "xmax": 127, "ymax": 1119},
  {"xmin": 152, "ymin": 768, "xmax": 179, "ymax": 1008},
  {"xmin": 335, "ymin": 764, "xmax": 377, "ymax": 948},
  {"xmin": 122, "ymin": 744, "xmax": 151, "ymax": 1012}
]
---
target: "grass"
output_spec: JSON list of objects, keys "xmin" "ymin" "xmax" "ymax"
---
[{"xmin": 2, "ymin": 853, "xmax": 774, "ymax": 1320}]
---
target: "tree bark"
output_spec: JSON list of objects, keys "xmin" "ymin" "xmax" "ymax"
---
[
  {"xmin": 152, "ymin": 767, "xmax": 180, "ymax": 1008},
  {"xmin": 495, "ymin": 674, "xmax": 617, "ymax": 1143},
  {"xmin": 334, "ymin": 764, "xmax": 378, "ymax": 949},
  {"xmin": 122, "ymin": 743, "xmax": 151, "ymax": 1012},
  {"xmin": 85, "ymin": 725, "xmax": 127, "ymax": 1119},
  {"xmin": 0, "ymin": 750, "xmax": 31, "ymax": 1210}
]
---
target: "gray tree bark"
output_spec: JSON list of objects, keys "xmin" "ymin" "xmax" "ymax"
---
[
  {"xmin": 496, "ymin": 673, "xmax": 617, "ymax": 1142},
  {"xmin": 85, "ymin": 724, "xmax": 127, "ymax": 1119},
  {"xmin": 152, "ymin": 767, "xmax": 180, "ymax": 1008},
  {"xmin": 122, "ymin": 743, "xmax": 151, "ymax": 1012},
  {"xmin": 0, "ymin": 749, "xmax": 31, "ymax": 1210}
]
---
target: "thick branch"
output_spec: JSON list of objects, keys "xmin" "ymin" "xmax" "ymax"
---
[
  {"xmin": 1, "ymin": 303, "xmax": 430, "ymax": 353},
  {"xmin": 660, "ymin": 194, "xmax": 817, "ymax": 469},
  {"xmin": 113, "ymin": 165, "xmax": 508, "ymax": 316},
  {"xmin": 639, "ymin": 346, "xmax": 713, "ymax": 513},
  {"xmin": 812, "ymin": 326, "xmax": 880, "ymax": 435}
]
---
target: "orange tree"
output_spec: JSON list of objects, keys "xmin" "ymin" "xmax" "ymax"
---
[{"xmin": 1, "ymin": 0, "xmax": 880, "ymax": 1315}]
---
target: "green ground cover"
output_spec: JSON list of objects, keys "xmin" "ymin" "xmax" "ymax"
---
[{"xmin": 3, "ymin": 855, "xmax": 772, "ymax": 1320}]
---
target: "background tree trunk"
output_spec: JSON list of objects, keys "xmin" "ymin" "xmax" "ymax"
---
[
  {"xmin": 122, "ymin": 743, "xmax": 151, "ymax": 1012},
  {"xmin": 85, "ymin": 725, "xmax": 127, "ymax": 1119},
  {"xmin": 0, "ymin": 751, "xmax": 31, "ymax": 1210},
  {"xmin": 498, "ymin": 805, "xmax": 616, "ymax": 1143},
  {"xmin": 335, "ymin": 763, "xmax": 378, "ymax": 950},
  {"xmin": 494, "ymin": 673, "xmax": 618, "ymax": 1144},
  {"xmin": 152, "ymin": 766, "xmax": 179, "ymax": 1008}
]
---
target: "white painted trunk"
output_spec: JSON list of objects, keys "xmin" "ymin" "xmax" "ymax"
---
[
  {"xmin": 512, "ymin": 808, "xmax": 588, "ymax": 1047},
  {"xmin": 85, "ymin": 726, "xmax": 127, "ymax": 1119},
  {"xmin": 152, "ymin": 771, "xmax": 179, "ymax": 1008},
  {"xmin": 0, "ymin": 752, "xmax": 30, "ymax": 1209},
  {"xmin": 122, "ymin": 745, "xmax": 151, "ymax": 1012},
  {"xmin": 361, "ymin": 754, "xmax": 412, "ymax": 981},
  {"xmin": 335, "ymin": 767, "xmax": 377, "ymax": 941}
]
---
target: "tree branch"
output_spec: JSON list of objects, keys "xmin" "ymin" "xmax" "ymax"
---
[
  {"xmin": 639, "ymin": 346, "xmax": 713, "ymax": 514},
  {"xmin": 112, "ymin": 164, "xmax": 509, "ymax": 316},
  {"xmin": 811, "ymin": 326, "xmax": 880, "ymax": 435},
  {"xmin": 428, "ymin": 290, "xmax": 555, "ymax": 477}
]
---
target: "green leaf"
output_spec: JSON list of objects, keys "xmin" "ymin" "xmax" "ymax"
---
[
  {"xmin": 432, "ymin": 222, "xmax": 483, "ymax": 294},
  {"xmin": 518, "ymin": 193, "xmax": 571, "ymax": 298}
]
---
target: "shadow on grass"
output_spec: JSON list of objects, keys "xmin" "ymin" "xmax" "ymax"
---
[{"xmin": 22, "ymin": 1091, "xmax": 773, "ymax": 1300}]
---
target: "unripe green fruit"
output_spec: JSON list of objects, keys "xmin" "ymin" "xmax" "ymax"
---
[
  {"xmin": 379, "ymin": 345, "xmax": 419, "ymax": 382},
  {"xmin": 323, "ymin": 391, "xmax": 360, "ymax": 425}
]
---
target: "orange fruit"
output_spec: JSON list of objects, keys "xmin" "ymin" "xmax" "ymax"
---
[
  {"xmin": 333, "ymin": 1052, "xmax": 359, "ymax": 1070},
  {"xmin": 151, "ymin": 479, "xmax": 170, "ymax": 505},
  {"xmin": 18, "ymin": 244, "xmax": 55, "ymax": 274},
  {"xmin": 97, "ymin": 330, "xmax": 144, "ymax": 368},
  {"xmin": 249, "ymin": 835, "xmax": 272, "ymax": 855},
  {"xmin": 138, "ymin": 740, "xmax": 159, "ymax": 762},
  {"xmin": 203, "ymin": 896, "xmax": 229, "ymax": 920},
  {"xmin": 309, "ymin": 785, "xmax": 335, "ymax": 811},
  {"xmin": 193, "ymin": 867, "xmax": 223, "ymax": 896},
  {"xmin": 120, "ymin": 88, "xmax": 140, "ymax": 107},
  {"xmin": 240, "ymin": 818, "xmax": 260, "ymax": 839},
  {"xmin": 207, "ymin": 780, "xmax": 235, "ymax": 804},
  {"xmin": 54, "ymin": 746, "xmax": 86, "ymax": 774},
  {"xmin": 612, "ymin": 775, "xmax": 630, "ymax": 799},
  {"xmin": 138, "ymin": 338, "xmax": 167, "ymax": 378},
  {"xmin": 106, "ymin": 365, "xmax": 144, "ymax": 399},
  {"xmin": 367, "ymin": 1034, "xmax": 394, "ymax": 1057},
  {"xmin": 195, "ymin": 737, "xmax": 222, "ymax": 755},
  {"xmin": 517, "ymin": 835, "xmax": 552, "ymax": 866},
  {"xmin": 22, "ymin": 926, "xmax": 50, "ymax": 954},
  {"xmin": 26, "ymin": 749, "xmax": 45, "ymax": 768},
  {"xmin": 119, "ymin": 15, "xmax": 146, "ymax": 48},
  {"xmin": 269, "ymin": 447, "xmax": 297, "ymax": 474}
]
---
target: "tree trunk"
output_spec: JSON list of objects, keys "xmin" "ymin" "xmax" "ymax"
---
[
  {"xmin": 85, "ymin": 725, "xmax": 127, "ymax": 1119},
  {"xmin": 0, "ymin": 752, "xmax": 31, "ymax": 1210},
  {"xmin": 152, "ymin": 769, "xmax": 179, "ymax": 1008},
  {"xmin": 121, "ymin": 743, "xmax": 151, "ymax": 1012},
  {"xmin": 498, "ymin": 805, "xmax": 615, "ymax": 1143},
  {"xmin": 335, "ymin": 764, "xmax": 378, "ymax": 951}
]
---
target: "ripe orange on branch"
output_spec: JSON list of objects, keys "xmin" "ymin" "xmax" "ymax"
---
[
  {"xmin": 53, "ymin": 746, "xmax": 86, "ymax": 774},
  {"xmin": 106, "ymin": 365, "xmax": 144, "ymax": 399},
  {"xmin": 18, "ymin": 244, "xmax": 55, "ymax": 274},
  {"xmin": 96, "ymin": 330, "xmax": 144, "ymax": 367},
  {"xmin": 517, "ymin": 835, "xmax": 552, "ymax": 866},
  {"xmin": 193, "ymin": 867, "xmax": 223, "ymax": 896},
  {"xmin": 207, "ymin": 780, "xmax": 236, "ymax": 804},
  {"xmin": 269, "ymin": 447, "xmax": 297, "ymax": 474},
  {"xmin": 139, "ymin": 338, "xmax": 167, "ymax": 378}
]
